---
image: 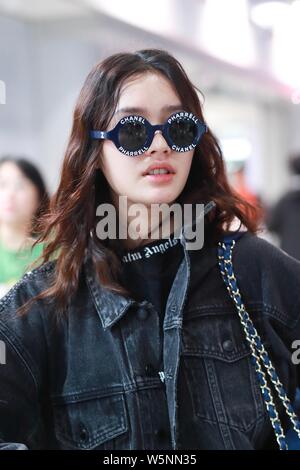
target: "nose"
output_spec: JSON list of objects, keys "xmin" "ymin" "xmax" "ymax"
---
[{"xmin": 145, "ymin": 130, "xmax": 171, "ymax": 156}]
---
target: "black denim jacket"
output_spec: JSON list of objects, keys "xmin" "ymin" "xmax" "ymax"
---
[{"xmin": 0, "ymin": 228, "xmax": 300, "ymax": 450}]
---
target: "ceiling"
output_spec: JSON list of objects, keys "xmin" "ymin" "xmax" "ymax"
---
[{"xmin": 0, "ymin": 0, "xmax": 298, "ymax": 102}]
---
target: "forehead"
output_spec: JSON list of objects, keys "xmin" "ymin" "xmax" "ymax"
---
[
  {"xmin": 0, "ymin": 162, "xmax": 22, "ymax": 178},
  {"xmin": 116, "ymin": 72, "xmax": 181, "ymax": 112}
]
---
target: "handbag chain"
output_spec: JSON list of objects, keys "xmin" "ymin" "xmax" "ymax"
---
[{"xmin": 217, "ymin": 239, "xmax": 300, "ymax": 450}]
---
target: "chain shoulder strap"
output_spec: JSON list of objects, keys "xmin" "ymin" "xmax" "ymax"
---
[{"xmin": 217, "ymin": 237, "xmax": 300, "ymax": 450}]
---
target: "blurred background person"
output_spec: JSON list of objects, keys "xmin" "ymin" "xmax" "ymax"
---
[
  {"xmin": 266, "ymin": 153, "xmax": 300, "ymax": 261},
  {"xmin": 0, "ymin": 156, "xmax": 49, "ymax": 297}
]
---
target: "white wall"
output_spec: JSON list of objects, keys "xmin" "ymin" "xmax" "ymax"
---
[
  {"xmin": 0, "ymin": 15, "xmax": 103, "ymax": 192},
  {"xmin": 0, "ymin": 16, "xmax": 37, "ymax": 157}
]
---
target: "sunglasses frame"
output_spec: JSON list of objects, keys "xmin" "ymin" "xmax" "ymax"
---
[{"xmin": 90, "ymin": 111, "xmax": 207, "ymax": 156}]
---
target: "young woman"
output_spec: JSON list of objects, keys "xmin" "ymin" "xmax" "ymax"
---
[
  {"xmin": 0, "ymin": 49, "xmax": 300, "ymax": 451},
  {"xmin": 0, "ymin": 157, "xmax": 48, "ymax": 297}
]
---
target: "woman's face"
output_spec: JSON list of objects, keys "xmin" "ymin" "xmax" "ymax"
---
[
  {"xmin": 100, "ymin": 72, "xmax": 195, "ymax": 208},
  {"xmin": 0, "ymin": 162, "xmax": 39, "ymax": 227}
]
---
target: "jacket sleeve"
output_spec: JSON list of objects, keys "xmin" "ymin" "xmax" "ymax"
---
[
  {"xmin": 234, "ymin": 234, "xmax": 300, "ymax": 393},
  {"xmin": 0, "ymin": 275, "xmax": 49, "ymax": 449},
  {"xmin": 0, "ymin": 442, "xmax": 28, "ymax": 450}
]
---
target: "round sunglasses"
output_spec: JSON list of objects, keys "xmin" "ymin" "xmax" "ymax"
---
[{"xmin": 89, "ymin": 111, "xmax": 207, "ymax": 157}]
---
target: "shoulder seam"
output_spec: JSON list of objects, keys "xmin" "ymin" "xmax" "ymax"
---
[{"xmin": 0, "ymin": 261, "xmax": 55, "ymax": 314}]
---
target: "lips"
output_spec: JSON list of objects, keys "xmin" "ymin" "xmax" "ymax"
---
[{"xmin": 143, "ymin": 162, "xmax": 176, "ymax": 176}]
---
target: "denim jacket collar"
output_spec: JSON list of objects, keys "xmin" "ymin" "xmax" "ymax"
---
[
  {"xmin": 84, "ymin": 202, "xmax": 216, "ymax": 330},
  {"xmin": 84, "ymin": 253, "xmax": 135, "ymax": 330}
]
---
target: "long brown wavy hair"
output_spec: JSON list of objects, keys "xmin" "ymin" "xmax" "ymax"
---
[{"xmin": 19, "ymin": 49, "xmax": 261, "ymax": 317}]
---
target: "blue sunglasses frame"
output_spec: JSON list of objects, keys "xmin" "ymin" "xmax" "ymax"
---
[{"xmin": 89, "ymin": 111, "xmax": 207, "ymax": 157}]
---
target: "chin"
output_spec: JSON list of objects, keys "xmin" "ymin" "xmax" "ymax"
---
[
  {"xmin": 145, "ymin": 189, "xmax": 180, "ymax": 205},
  {"xmin": 144, "ymin": 196, "xmax": 177, "ymax": 206}
]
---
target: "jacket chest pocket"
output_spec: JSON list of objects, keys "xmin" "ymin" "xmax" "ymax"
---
[
  {"xmin": 52, "ymin": 392, "xmax": 129, "ymax": 450},
  {"xmin": 180, "ymin": 310, "xmax": 266, "ymax": 434}
]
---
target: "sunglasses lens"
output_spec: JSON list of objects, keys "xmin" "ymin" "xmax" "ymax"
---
[
  {"xmin": 118, "ymin": 122, "xmax": 148, "ymax": 151},
  {"xmin": 169, "ymin": 118, "xmax": 198, "ymax": 147}
]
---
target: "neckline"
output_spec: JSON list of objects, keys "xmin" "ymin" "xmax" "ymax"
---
[{"xmin": 119, "ymin": 235, "xmax": 181, "ymax": 264}]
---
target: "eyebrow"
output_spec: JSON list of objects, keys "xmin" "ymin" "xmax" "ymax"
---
[{"xmin": 115, "ymin": 104, "xmax": 184, "ymax": 116}]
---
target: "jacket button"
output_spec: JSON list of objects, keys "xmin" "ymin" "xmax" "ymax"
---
[
  {"xmin": 79, "ymin": 425, "xmax": 89, "ymax": 442},
  {"xmin": 222, "ymin": 339, "xmax": 234, "ymax": 352},
  {"xmin": 145, "ymin": 364, "xmax": 157, "ymax": 376},
  {"xmin": 138, "ymin": 308, "xmax": 148, "ymax": 320}
]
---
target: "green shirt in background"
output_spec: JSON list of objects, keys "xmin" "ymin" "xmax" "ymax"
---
[{"xmin": 0, "ymin": 239, "xmax": 44, "ymax": 288}]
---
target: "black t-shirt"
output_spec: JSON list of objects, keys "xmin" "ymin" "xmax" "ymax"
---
[{"xmin": 117, "ymin": 236, "xmax": 184, "ymax": 327}]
